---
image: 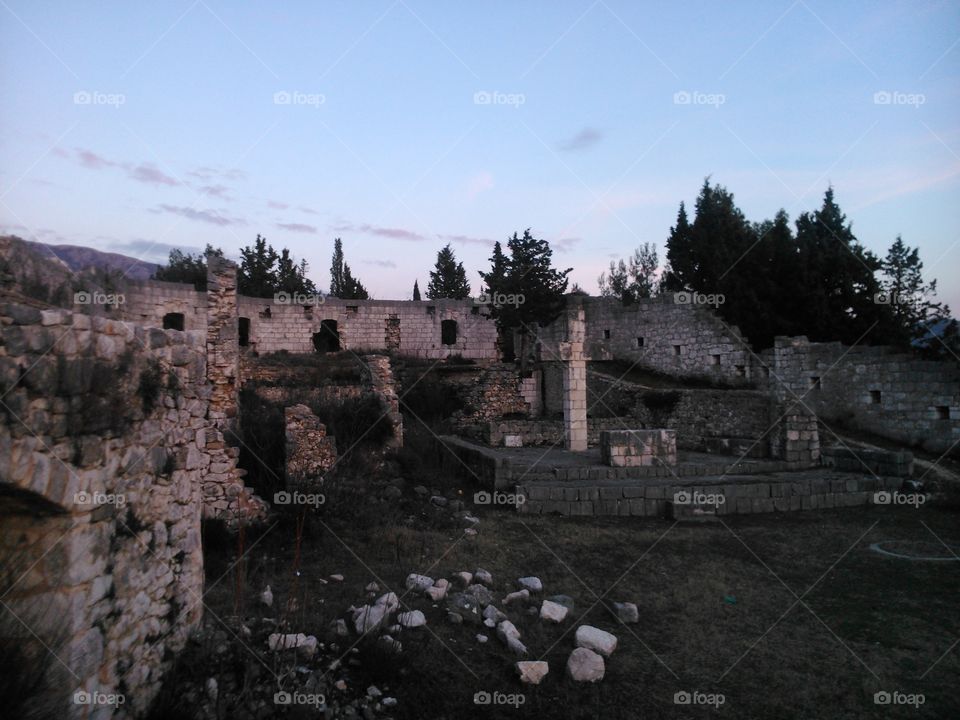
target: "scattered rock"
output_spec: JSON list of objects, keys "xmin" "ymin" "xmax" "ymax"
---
[
  {"xmin": 567, "ymin": 647, "xmax": 605, "ymax": 682},
  {"xmin": 483, "ymin": 618, "xmax": 496, "ymax": 628},
  {"xmin": 331, "ymin": 619, "xmax": 349, "ymax": 638},
  {"xmin": 205, "ymin": 677, "xmax": 218, "ymax": 702},
  {"xmin": 546, "ymin": 595, "xmax": 575, "ymax": 612},
  {"xmin": 476, "ymin": 634, "xmax": 488, "ymax": 643},
  {"xmin": 353, "ymin": 605, "xmax": 389, "ymax": 635},
  {"xmin": 506, "ymin": 636, "xmax": 528, "ymax": 656},
  {"xmin": 335, "ymin": 680, "xmax": 347, "ymax": 691},
  {"xmin": 329, "ymin": 574, "xmax": 344, "ymax": 582},
  {"xmin": 497, "ymin": 620, "xmax": 521, "ymax": 643},
  {"xmin": 398, "ymin": 610, "xmax": 427, "ymax": 628},
  {"xmin": 516, "ymin": 661, "xmax": 549, "ymax": 685},
  {"xmin": 405, "ymin": 574, "xmax": 434, "ymax": 593},
  {"xmin": 517, "ymin": 576, "xmax": 543, "ymax": 593},
  {"xmin": 482, "ymin": 605, "xmax": 506, "ymax": 623},
  {"xmin": 464, "ymin": 528, "xmax": 478, "ymax": 536},
  {"xmin": 365, "ymin": 582, "xmax": 380, "ymax": 593},
  {"xmin": 382, "ymin": 486, "xmax": 402, "ymax": 499},
  {"xmin": 540, "ymin": 599, "xmax": 569, "ymax": 623},
  {"xmin": 367, "ymin": 685, "xmax": 382, "ymax": 699},
  {"xmin": 474, "ymin": 568, "xmax": 493, "ymax": 586},
  {"xmin": 462, "ymin": 514, "xmax": 480, "ymax": 525},
  {"xmin": 448, "ymin": 593, "xmax": 482, "ymax": 624},
  {"xmin": 426, "ymin": 578, "xmax": 449, "ymax": 601},
  {"xmin": 375, "ymin": 592, "xmax": 400, "ymax": 613},
  {"xmin": 413, "ymin": 485, "xmax": 429, "ymax": 497},
  {"xmin": 575, "ymin": 625, "xmax": 618, "ymax": 657},
  {"xmin": 609, "ymin": 601, "xmax": 639, "ymax": 624},
  {"xmin": 466, "ymin": 584, "xmax": 495, "ymax": 606},
  {"xmin": 382, "ymin": 697, "xmax": 398, "ymax": 708},
  {"xmin": 447, "ymin": 612, "xmax": 463, "ymax": 625},
  {"xmin": 377, "ymin": 635, "xmax": 402, "ymax": 654},
  {"xmin": 453, "ymin": 571, "xmax": 473, "ymax": 587},
  {"xmin": 260, "ymin": 585, "xmax": 273, "ymax": 607},
  {"xmin": 504, "ymin": 589, "xmax": 529, "ymax": 606},
  {"xmin": 267, "ymin": 633, "xmax": 318, "ymax": 658},
  {"xmin": 429, "ymin": 495, "xmax": 448, "ymax": 507}
]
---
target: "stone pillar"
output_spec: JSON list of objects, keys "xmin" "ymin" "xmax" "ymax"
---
[
  {"xmin": 561, "ymin": 302, "xmax": 588, "ymax": 451},
  {"xmin": 363, "ymin": 354, "xmax": 403, "ymax": 447},
  {"xmin": 206, "ymin": 255, "xmax": 240, "ymax": 435}
]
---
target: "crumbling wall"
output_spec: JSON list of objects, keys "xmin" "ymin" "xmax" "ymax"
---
[
  {"xmin": 0, "ymin": 303, "xmax": 208, "ymax": 719},
  {"xmin": 762, "ymin": 336, "xmax": 959, "ymax": 454},
  {"xmin": 284, "ymin": 404, "xmax": 337, "ymax": 491}
]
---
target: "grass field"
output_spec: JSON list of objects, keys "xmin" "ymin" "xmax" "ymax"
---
[{"xmin": 190, "ymin": 495, "xmax": 959, "ymax": 720}]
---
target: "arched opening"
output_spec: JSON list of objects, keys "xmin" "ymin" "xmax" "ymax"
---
[
  {"xmin": 313, "ymin": 319, "xmax": 340, "ymax": 353},
  {"xmin": 162, "ymin": 312, "xmax": 185, "ymax": 331}
]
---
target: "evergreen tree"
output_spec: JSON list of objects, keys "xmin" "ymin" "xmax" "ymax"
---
[
  {"xmin": 412, "ymin": 279, "xmax": 421, "ymax": 301},
  {"xmin": 598, "ymin": 243, "xmax": 659, "ymax": 304},
  {"xmin": 480, "ymin": 229, "xmax": 571, "ymax": 366},
  {"xmin": 153, "ymin": 244, "xmax": 224, "ymax": 290},
  {"xmin": 238, "ymin": 234, "xmax": 280, "ymax": 298},
  {"xmin": 329, "ymin": 238, "xmax": 368, "ymax": 299},
  {"xmin": 794, "ymin": 187, "xmax": 884, "ymax": 344},
  {"xmin": 427, "ymin": 244, "xmax": 471, "ymax": 299},
  {"xmin": 275, "ymin": 248, "xmax": 317, "ymax": 295}
]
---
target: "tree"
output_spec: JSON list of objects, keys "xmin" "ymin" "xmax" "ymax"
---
[
  {"xmin": 328, "ymin": 238, "xmax": 368, "ymax": 299},
  {"xmin": 153, "ymin": 244, "xmax": 224, "ymax": 290},
  {"xmin": 239, "ymin": 234, "xmax": 280, "ymax": 298},
  {"xmin": 427, "ymin": 244, "xmax": 471, "ymax": 299},
  {"xmin": 412, "ymin": 280, "xmax": 421, "ymax": 301},
  {"xmin": 794, "ymin": 187, "xmax": 884, "ymax": 344},
  {"xmin": 479, "ymin": 229, "xmax": 572, "ymax": 366},
  {"xmin": 879, "ymin": 235, "xmax": 957, "ymax": 355},
  {"xmin": 275, "ymin": 248, "xmax": 317, "ymax": 295},
  {"xmin": 598, "ymin": 243, "xmax": 659, "ymax": 304}
]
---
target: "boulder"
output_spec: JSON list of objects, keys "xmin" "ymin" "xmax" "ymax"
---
[
  {"xmin": 497, "ymin": 620, "xmax": 521, "ymax": 643},
  {"xmin": 405, "ymin": 574, "xmax": 434, "ymax": 593},
  {"xmin": 516, "ymin": 660, "xmax": 549, "ymax": 685},
  {"xmin": 567, "ymin": 647, "xmax": 604, "ymax": 682},
  {"xmin": 575, "ymin": 625, "xmax": 618, "ymax": 657},
  {"xmin": 474, "ymin": 568, "xmax": 493, "ymax": 586},
  {"xmin": 517, "ymin": 576, "xmax": 543, "ymax": 593},
  {"xmin": 504, "ymin": 589, "xmax": 529, "ymax": 606},
  {"xmin": 453, "ymin": 571, "xmax": 473, "ymax": 587},
  {"xmin": 539, "ymin": 599, "xmax": 568, "ymax": 623},
  {"xmin": 466, "ymin": 584, "xmax": 495, "ymax": 606},
  {"xmin": 547, "ymin": 595, "xmax": 575, "ymax": 612},
  {"xmin": 353, "ymin": 604, "xmax": 389, "ymax": 634},
  {"xmin": 447, "ymin": 593, "xmax": 482, "ymax": 624},
  {"xmin": 398, "ymin": 610, "xmax": 426, "ymax": 628},
  {"xmin": 609, "ymin": 601, "xmax": 639, "ymax": 624}
]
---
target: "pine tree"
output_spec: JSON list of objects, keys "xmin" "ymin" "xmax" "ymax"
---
[
  {"xmin": 154, "ymin": 244, "xmax": 224, "ymax": 290},
  {"xmin": 239, "ymin": 234, "xmax": 280, "ymax": 298},
  {"xmin": 329, "ymin": 238, "xmax": 368, "ymax": 299},
  {"xmin": 598, "ymin": 243, "xmax": 659, "ymax": 304},
  {"xmin": 426, "ymin": 244, "xmax": 471, "ymax": 299},
  {"xmin": 412, "ymin": 280, "xmax": 421, "ymax": 301}
]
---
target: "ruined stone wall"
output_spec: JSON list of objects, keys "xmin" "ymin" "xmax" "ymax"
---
[
  {"xmin": 237, "ymin": 296, "xmax": 499, "ymax": 360},
  {"xmin": 537, "ymin": 296, "xmax": 753, "ymax": 382},
  {"xmin": 0, "ymin": 303, "xmax": 207, "ymax": 719},
  {"xmin": 761, "ymin": 336, "xmax": 960, "ymax": 454},
  {"xmin": 120, "ymin": 279, "xmax": 206, "ymax": 332}
]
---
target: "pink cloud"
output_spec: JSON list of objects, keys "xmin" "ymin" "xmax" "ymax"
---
[
  {"xmin": 128, "ymin": 163, "xmax": 179, "ymax": 186},
  {"xmin": 276, "ymin": 222, "xmax": 317, "ymax": 233},
  {"xmin": 76, "ymin": 149, "xmax": 117, "ymax": 169},
  {"xmin": 154, "ymin": 204, "xmax": 244, "ymax": 226},
  {"xmin": 268, "ymin": 200, "xmax": 289, "ymax": 209}
]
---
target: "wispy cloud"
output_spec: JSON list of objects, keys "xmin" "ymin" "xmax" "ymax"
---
[
  {"xmin": 361, "ymin": 259, "xmax": 398, "ymax": 268},
  {"xmin": 187, "ymin": 166, "xmax": 246, "ymax": 183},
  {"xmin": 76, "ymin": 149, "xmax": 117, "ymax": 169},
  {"xmin": 558, "ymin": 127, "xmax": 603, "ymax": 152},
  {"xmin": 553, "ymin": 236, "xmax": 582, "ymax": 252},
  {"xmin": 129, "ymin": 163, "xmax": 179, "ymax": 186},
  {"xmin": 438, "ymin": 233, "xmax": 494, "ymax": 247},
  {"xmin": 268, "ymin": 199, "xmax": 289, "ymax": 209},
  {"xmin": 153, "ymin": 204, "xmax": 245, "ymax": 226},
  {"xmin": 199, "ymin": 184, "xmax": 231, "ymax": 199},
  {"xmin": 276, "ymin": 222, "xmax": 317, "ymax": 233},
  {"xmin": 298, "ymin": 206, "xmax": 320, "ymax": 215},
  {"xmin": 334, "ymin": 222, "xmax": 428, "ymax": 241}
]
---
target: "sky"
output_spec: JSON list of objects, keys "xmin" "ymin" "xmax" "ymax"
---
[{"xmin": 1, "ymin": 1, "xmax": 958, "ymax": 309}]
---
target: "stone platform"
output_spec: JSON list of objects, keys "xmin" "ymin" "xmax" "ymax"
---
[{"xmin": 515, "ymin": 469, "xmax": 904, "ymax": 517}]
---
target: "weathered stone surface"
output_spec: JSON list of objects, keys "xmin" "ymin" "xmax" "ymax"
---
[
  {"xmin": 398, "ymin": 610, "xmax": 426, "ymax": 628},
  {"xmin": 609, "ymin": 601, "xmax": 639, "ymax": 624},
  {"xmin": 516, "ymin": 660, "xmax": 549, "ymax": 685},
  {"xmin": 405, "ymin": 573, "xmax": 434, "ymax": 593},
  {"xmin": 517, "ymin": 576, "xmax": 543, "ymax": 593},
  {"xmin": 567, "ymin": 647, "xmax": 605, "ymax": 682},
  {"xmin": 540, "ymin": 599, "xmax": 569, "ymax": 623},
  {"xmin": 575, "ymin": 625, "xmax": 618, "ymax": 657}
]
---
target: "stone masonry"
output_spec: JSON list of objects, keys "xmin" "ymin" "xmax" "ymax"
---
[
  {"xmin": 600, "ymin": 429, "xmax": 677, "ymax": 467},
  {"xmin": 560, "ymin": 301, "xmax": 588, "ymax": 451},
  {"xmin": 284, "ymin": 404, "xmax": 337, "ymax": 491}
]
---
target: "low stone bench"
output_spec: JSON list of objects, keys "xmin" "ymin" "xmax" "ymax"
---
[
  {"xmin": 821, "ymin": 446, "xmax": 913, "ymax": 477},
  {"xmin": 599, "ymin": 429, "xmax": 677, "ymax": 467}
]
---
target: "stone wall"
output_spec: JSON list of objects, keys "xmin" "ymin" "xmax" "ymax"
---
[
  {"xmin": 760, "ymin": 336, "xmax": 960, "ymax": 454},
  {"xmin": 600, "ymin": 429, "xmax": 677, "ymax": 467},
  {"xmin": 121, "ymin": 279, "xmax": 206, "ymax": 332},
  {"xmin": 0, "ymin": 303, "xmax": 208, "ymax": 719},
  {"xmin": 284, "ymin": 404, "xmax": 337, "ymax": 491},
  {"xmin": 237, "ymin": 296, "xmax": 499, "ymax": 360}
]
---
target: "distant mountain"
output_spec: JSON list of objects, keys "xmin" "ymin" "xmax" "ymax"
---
[{"xmin": 22, "ymin": 239, "xmax": 159, "ymax": 280}]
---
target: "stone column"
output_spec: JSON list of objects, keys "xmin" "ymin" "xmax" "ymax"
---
[
  {"xmin": 206, "ymin": 255, "xmax": 240, "ymax": 435},
  {"xmin": 560, "ymin": 301, "xmax": 588, "ymax": 451}
]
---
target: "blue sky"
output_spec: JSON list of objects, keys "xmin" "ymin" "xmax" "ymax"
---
[{"xmin": 1, "ymin": 1, "xmax": 958, "ymax": 308}]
